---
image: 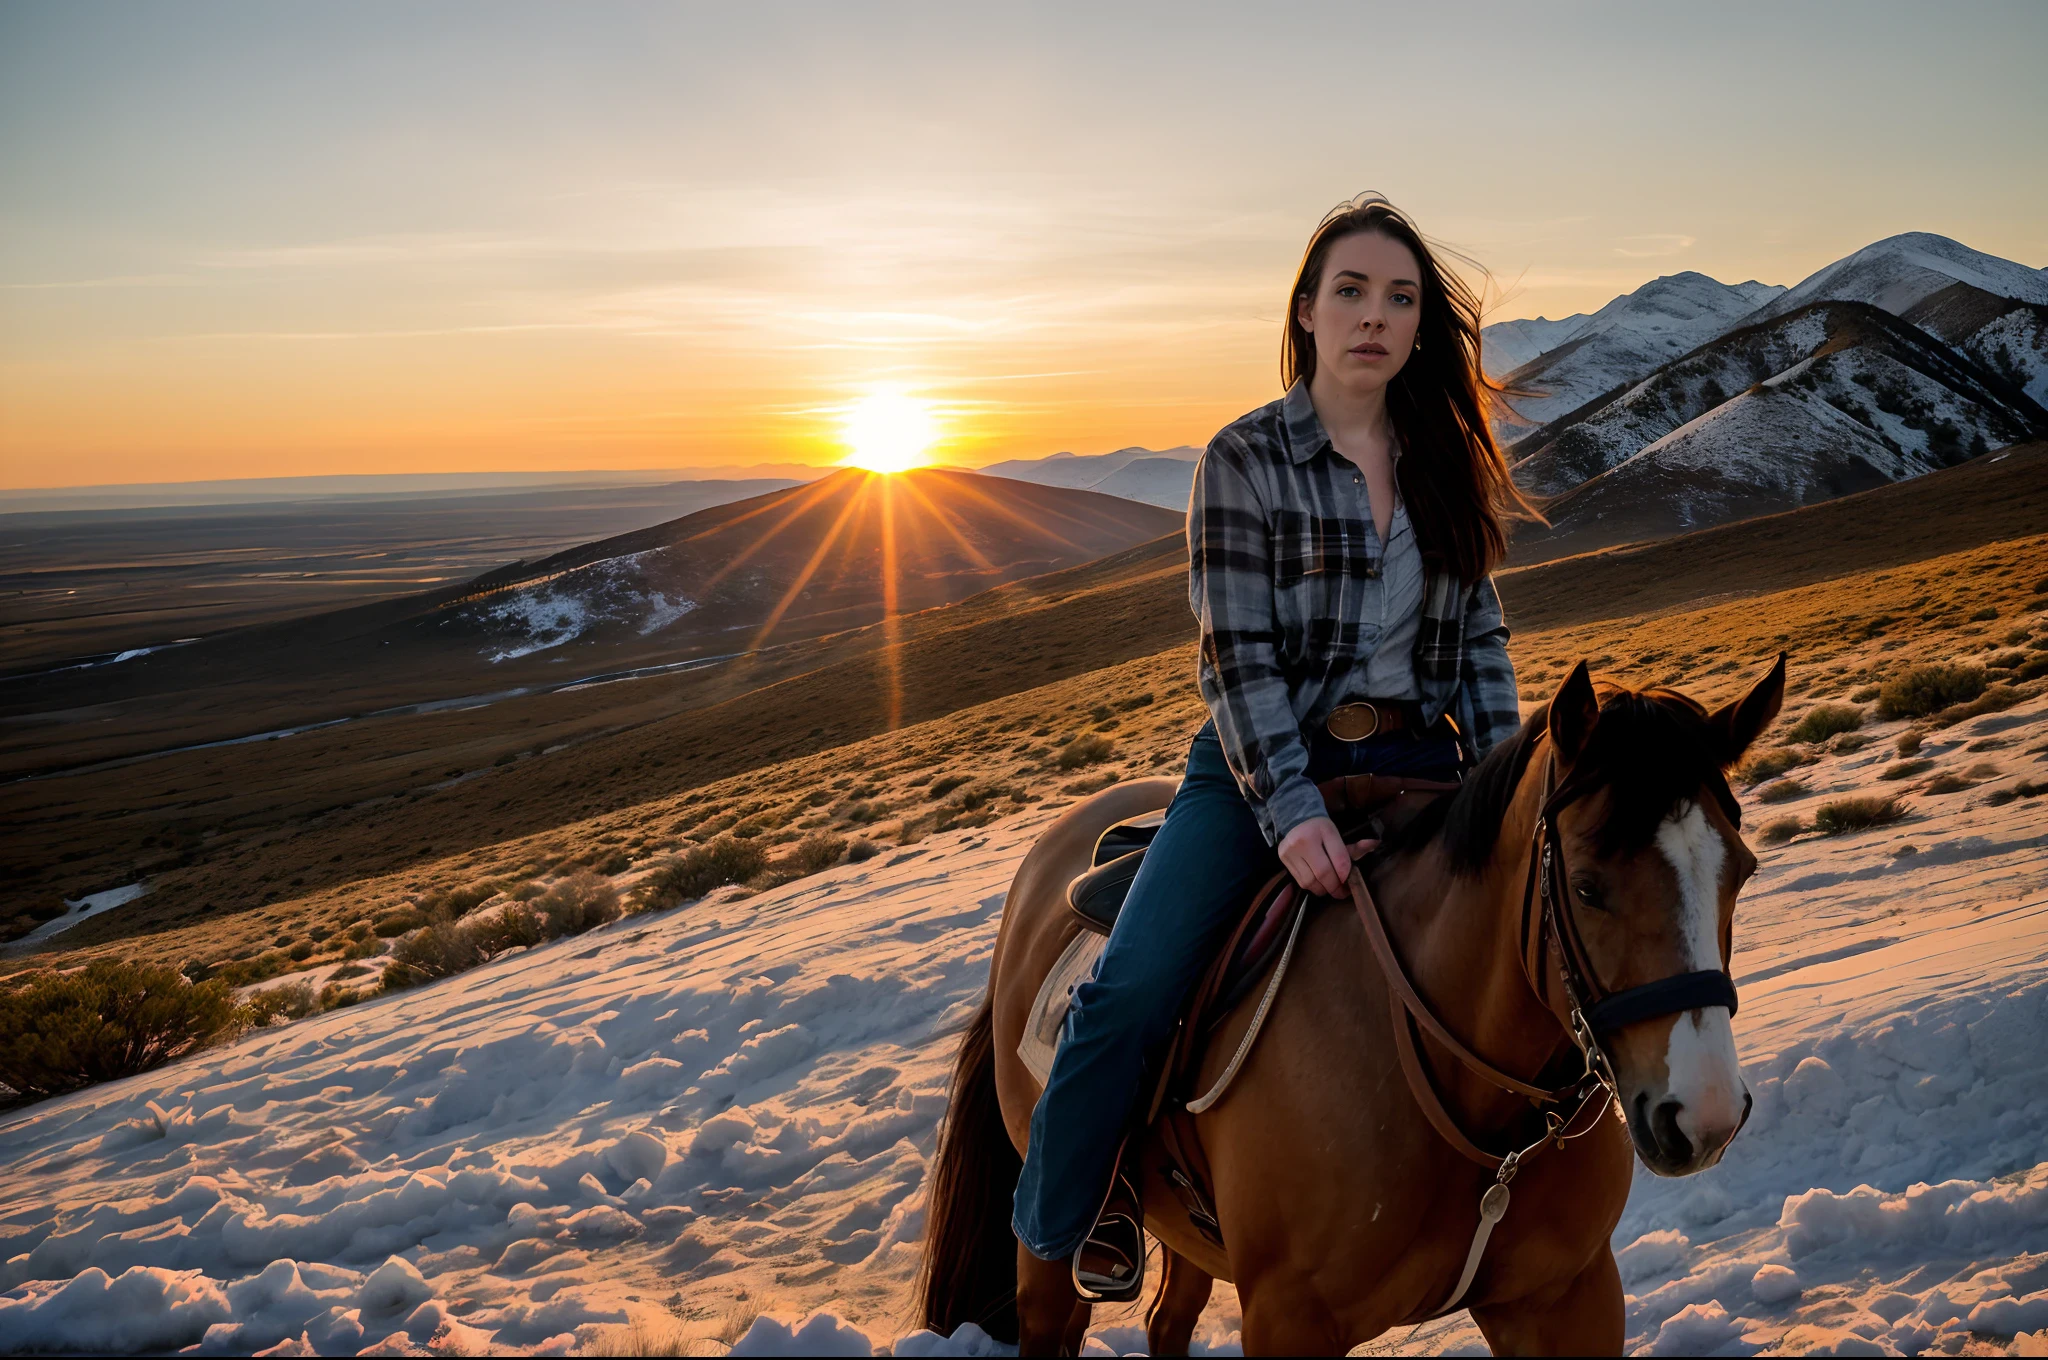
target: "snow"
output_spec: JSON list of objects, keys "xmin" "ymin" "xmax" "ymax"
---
[
  {"xmin": 1745, "ymin": 232, "xmax": 2048, "ymax": 328},
  {"xmin": 1964, "ymin": 306, "xmax": 2048, "ymax": 407},
  {"xmin": 10, "ymin": 880, "xmax": 149, "ymax": 947},
  {"xmin": 4, "ymin": 691, "xmax": 2046, "ymax": 1355},
  {"xmin": 474, "ymin": 550, "xmax": 697, "ymax": 661},
  {"xmin": 1490, "ymin": 272, "xmax": 1787, "ymax": 430}
]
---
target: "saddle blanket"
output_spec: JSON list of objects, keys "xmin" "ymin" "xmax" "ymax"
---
[{"xmin": 1018, "ymin": 930, "xmax": 1107, "ymax": 1086}]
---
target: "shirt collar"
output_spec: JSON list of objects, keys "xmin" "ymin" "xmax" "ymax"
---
[{"xmin": 1281, "ymin": 374, "xmax": 1404, "ymax": 467}]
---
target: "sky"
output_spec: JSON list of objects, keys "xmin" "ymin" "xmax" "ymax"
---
[{"xmin": 2, "ymin": 1, "xmax": 2045, "ymax": 491}]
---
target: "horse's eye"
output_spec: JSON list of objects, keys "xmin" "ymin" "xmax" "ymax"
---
[{"xmin": 1572, "ymin": 878, "xmax": 1605, "ymax": 910}]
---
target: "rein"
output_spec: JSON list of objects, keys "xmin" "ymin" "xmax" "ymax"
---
[{"xmin": 1347, "ymin": 736, "xmax": 1743, "ymax": 1318}]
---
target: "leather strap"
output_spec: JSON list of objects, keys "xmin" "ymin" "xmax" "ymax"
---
[
  {"xmin": 1350, "ymin": 870, "xmax": 1569, "ymax": 1104},
  {"xmin": 1584, "ymin": 969, "xmax": 1738, "ymax": 1034}
]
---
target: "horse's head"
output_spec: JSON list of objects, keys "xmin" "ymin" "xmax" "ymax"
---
[{"xmin": 1541, "ymin": 653, "xmax": 1785, "ymax": 1177}]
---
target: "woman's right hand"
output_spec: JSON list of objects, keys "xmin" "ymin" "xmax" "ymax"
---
[{"xmin": 1277, "ymin": 816, "xmax": 1376, "ymax": 898}]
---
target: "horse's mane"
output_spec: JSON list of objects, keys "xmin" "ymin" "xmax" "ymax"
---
[{"xmin": 1384, "ymin": 682, "xmax": 1731, "ymax": 875}]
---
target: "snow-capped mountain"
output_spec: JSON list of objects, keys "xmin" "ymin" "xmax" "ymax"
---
[
  {"xmin": 1510, "ymin": 301, "xmax": 2040, "ymax": 499},
  {"xmin": 1485, "ymin": 272, "xmax": 1787, "ymax": 429},
  {"xmin": 1739, "ymin": 232, "xmax": 2048, "ymax": 328},
  {"xmin": 1492, "ymin": 233, "xmax": 2048, "ymax": 559}
]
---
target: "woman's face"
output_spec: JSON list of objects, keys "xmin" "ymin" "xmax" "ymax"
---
[{"xmin": 1296, "ymin": 230, "xmax": 1424, "ymax": 392}]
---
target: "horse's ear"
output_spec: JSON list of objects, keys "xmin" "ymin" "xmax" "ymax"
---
[
  {"xmin": 1547, "ymin": 660, "xmax": 1599, "ymax": 763},
  {"xmin": 1707, "ymin": 651, "xmax": 1787, "ymax": 767}
]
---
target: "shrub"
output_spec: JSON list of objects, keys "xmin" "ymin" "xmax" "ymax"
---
[
  {"xmin": 1877, "ymin": 664, "xmax": 1987, "ymax": 720},
  {"xmin": 633, "ymin": 837, "xmax": 769, "ymax": 912},
  {"xmin": 845, "ymin": 838, "xmax": 881, "ymax": 864},
  {"xmin": 1921, "ymin": 773, "xmax": 1974, "ymax": 795},
  {"xmin": 1969, "ymin": 606, "xmax": 1998, "ymax": 622},
  {"xmin": 1786, "ymin": 704, "xmax": 1864, "ymax": 745},
  {"xmin": 417, "ymin": 881, "xmax": 502, "ymax": 920},
  {"xmin": 373, "ymin": 907, "xmax": 425, "ymax": 938},
  {"xmin": 2019, "ymin": 656, "xmax": 2048, "ymax": 682},
  {"xmin": 242, "ymin": 981, "xmax": 317, "ymax": 1027},
  {"xmin": 1811, "ymin": 795, "xmax": 1908, "ymax": 835},
  {"xmin": 1057, "ymin": 734, "xmax": 1116, "ymax": 770},
  {"xmin": 1986, "ymin": 650, "xmax": 2028, "ymax": 671},
  {"xmin": 286, "ymin": 940, "xmax": 314, "ymax": 963},
  {"xmin": 1878, "ymin": 759, "xmax": 1933, "ymax": 781},
  {"xmin": 784, "ymin": 833, "xmax": 849, "ymax": 874},
  {"xmin": 1756, "ymin": 780, "xmax": 1808, "ymax": 804},
  {"xmin": 926, "ymin": 775, "xmax": 972, "ymax": 801},
  {"xmin": 1849, "ymin": 684, "xmax": 1881, "ymax": 702},
  {"xmin": 381, "ymin": 922, "xmax": 482, "ymax": 989},
  {"xmin": 1758, "ymin": 816, "xmax": 1805, "ymax": 846},
  {"xmin": 1894, "ymin": 731, "xmax": 1924, "ymax": 757},
  {"xmin": 0, "ymin": 962, "xmax": 240, "ymax": 1100},
  {"xmin": 532, "ymin": 871, "xmax": 622, "ymax": 935},
  {"xmin": 1984, "ymin": 779, "xmax": 2048, "ymax": 806},
  {"xmin": 1736, "ymin": 747, "xmax": 1814, "ymax": 786},
  {"xmin": 1931, "ymin": 683, "xmax": 2026, "ymax": 727}
]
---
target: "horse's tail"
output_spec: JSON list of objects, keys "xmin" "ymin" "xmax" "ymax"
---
[{"xmin": 917, "ymin": 989, "xmax": 1022, "ymax": 1343}]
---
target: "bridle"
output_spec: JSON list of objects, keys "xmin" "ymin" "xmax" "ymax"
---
[
  {"xmin": 1351, "ymin": 733, "xmax": 1745, "ymax": 1319},
  {"xmin": 1519, "ymin": 745, "xmax": 1742, "ymax": 1097}
]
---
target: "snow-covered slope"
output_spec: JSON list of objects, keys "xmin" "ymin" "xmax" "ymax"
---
[
  {"xmin": 1073, "ymin": 456, "xmax": 1197, "ymax": 511},
  {"xmin": 1493, "ymin": 273, "xmax": 1786, "ymax": 429},
  {"xmin": 1742, "ymin": 232, "xmax": 2048, "ymax": 329},
  {"xmin": 4, "ymin": 686, "xmax": 2047, "ymax": 1356},
  {"xmin": 1480, "ymin": 313, "xmax": 1589, "ymax": 378},
  {"xmin": 1527, "ymin": 339, "xmax": 2042, "ymax": 551},
  {"xmin": 1509, "ymin": 301, "xmax": 2042, "ymax": 502}
]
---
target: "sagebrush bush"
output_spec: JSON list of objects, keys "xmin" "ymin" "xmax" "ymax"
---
[
  {"xmin": 1736, "ymin": 747, "xmax": 1814, "ymax": 786},
  {"xmin": 1758, "ymin": 816, "xmax": 1805, "ymax": 846},
  {"xmin": 531, "ymin": 871, "xmax": 621, "ymax": 934},
  {"xmin": 1786, "ymin": 704, "xmax": 1864, "ymax": 745},
  {"xmin": 1057, "ymin": 734, "xmax": 1116, "ymax": 769},
  {"xmin": 633, "ymin": 837, "xmax": 769, "ymax": 912},
  {"xmin": 1877, "ymin": 664, "xmax": 1987, "ymax": 720},
  {"xmin": 416, "ymin": 881, "xmax": 501, "ymax": 920},
  {"xmin": 1879, "ymin": 759, "xmax": 1933, "ymax": 781},
  {"xmin": 0, "ymin": 961, "xmax": 240, "ymax": 1100},
  {"xmin": 780, "ymin": 833, "xmax": 848, "ymax": 876},
  {"xmin": 1811, "ymin": 795, "xmax": 1908, "ymax": 835},
  {"xmin": 1756, "ymin": 779, "xmax": 1808, "ymax": 804},
  {"xmin": 243, "ymin": 980, "xmax": 317, "ymax": 1027}
]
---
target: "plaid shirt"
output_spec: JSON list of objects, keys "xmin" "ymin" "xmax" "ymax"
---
[{"xmin": 1189, "ymin": 377, "xmax": 1522, "ymax": 845}]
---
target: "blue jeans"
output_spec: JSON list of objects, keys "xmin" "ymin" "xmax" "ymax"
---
[{"xmin": 1011, "ymin": 715, "xmax": 1465, "ymax": 1259}]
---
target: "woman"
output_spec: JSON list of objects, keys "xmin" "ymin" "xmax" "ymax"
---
[{"xmin": 1010, "ymin": 193, "xmax": 1540, "ymax": 1297}]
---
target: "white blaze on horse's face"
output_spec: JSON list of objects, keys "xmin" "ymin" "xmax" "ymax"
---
[{"xmin": 1649, "ymin": 804, "xmax": 1746, "ymax": 1162}]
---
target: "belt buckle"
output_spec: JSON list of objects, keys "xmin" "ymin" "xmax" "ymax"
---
[{"xmin": 1327, "ymin": 702, "xmax": 1380, "ymax": 742}]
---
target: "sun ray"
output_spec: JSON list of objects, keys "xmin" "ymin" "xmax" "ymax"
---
[
  {"xmin": 690, "ymin": 472, "xmax": 853, "ymax": 598},
  {"xmin": 748, "ymin": 473, "xmax": 875, "ymax": 651},
  {"xmin": 889, "ymin": 475, "xmax": 997, "ymax": 574},
  {"xmin": 878, "ymin": 475, "xmax": 903, "ymax": 732}
]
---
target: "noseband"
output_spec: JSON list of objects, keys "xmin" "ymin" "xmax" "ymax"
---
[{"xmin": 1520, "ymin": 747, "xmax": 1741, "ymax": 1095}]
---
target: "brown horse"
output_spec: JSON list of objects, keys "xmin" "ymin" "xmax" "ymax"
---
[{"xmin": 918, "ymin": 656, "xmax": 1786, "ymax": 1355}]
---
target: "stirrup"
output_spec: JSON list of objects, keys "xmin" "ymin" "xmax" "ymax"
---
[{"xmin": 1071, "ymin": 1160, "xmax": 1145, "ymax": 1303}]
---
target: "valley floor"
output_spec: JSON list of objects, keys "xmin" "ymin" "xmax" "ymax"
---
[{"xmin": 2, "ymin": 684, "xmax": 2045, "ymax": 1356}]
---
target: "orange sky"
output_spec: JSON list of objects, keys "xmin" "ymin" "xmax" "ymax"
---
[{"xmin": 3, "ymin": 4, "xmax": 2044, "ymax": 491}]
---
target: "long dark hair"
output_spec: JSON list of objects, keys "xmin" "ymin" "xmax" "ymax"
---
[{"xmin": 1283, "ymin": 193, "xmax": 1542, "ymax": 582}]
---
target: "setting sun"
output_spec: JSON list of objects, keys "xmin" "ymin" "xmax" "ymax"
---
[{"xmin": 840, "ymin": 389, "xmax": 939, "ymax": 473}]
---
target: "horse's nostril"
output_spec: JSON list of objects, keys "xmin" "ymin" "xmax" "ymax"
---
[{"xmin": 1652, "ymin": 1097, "xmax": 1693, "ymax": 1165}]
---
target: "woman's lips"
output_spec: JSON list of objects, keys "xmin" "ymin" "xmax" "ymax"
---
[{"xmin": 1351, "ymin": 343, "xmax": 1389, "ymax": 357}]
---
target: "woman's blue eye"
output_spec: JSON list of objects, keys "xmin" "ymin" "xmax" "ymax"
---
[
  {"xmin": 1337, "ymin": 285, "xmax": 1359, "ymax": 297},
  {"xmin": 1392, "ymin": 293, "xmax": 1414, "ymax": 305}
]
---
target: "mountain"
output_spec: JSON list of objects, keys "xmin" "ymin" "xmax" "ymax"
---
[
  {"xmin": 1481, "ymin": 313, "xmax": 1591, "ymax": 377},
  {"xmin": 1901, "ymin": 282, "xmax": 2048, "ymax": 408},
  {"xmin": 1509, "ymin": 302, "xmax": 2047, "ymax": 559},
  {"xmin": 974, "ymin": 445, "xmax": 1202, "ymax": 506},
  {"xmin": 1738, "ymin": 232, "xmax": 2048, "ymax": 327},
  {"xmin": 1509, "ymin": 301, "xmax": 2044, "ymax": 498},
  {"xmin": 1485, "ymin": 272, "xmax": 1787, "ymax": 430}
]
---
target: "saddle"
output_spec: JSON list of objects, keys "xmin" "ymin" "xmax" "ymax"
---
[{"xmin": 1059, "ymin": 772, "xmax": 1461, "ymax": 1246}]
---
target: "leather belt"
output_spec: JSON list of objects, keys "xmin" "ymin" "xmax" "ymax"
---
[{"xmin": 1324, "ymin": 698, "xmax": 1425, "ymax": 742}]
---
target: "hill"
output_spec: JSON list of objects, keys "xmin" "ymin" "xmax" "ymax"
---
[
  {"xmin": 7, "ymin": 441, "xmax": 2043, "ymax": 955},
  {"xmin": 0, "ymin": 469, "xmax": 1178, "ymax": 779}
]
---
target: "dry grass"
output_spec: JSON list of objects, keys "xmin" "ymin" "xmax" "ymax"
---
[
  {"xmin": 1811, "ymin": 795, "xmax": 1910, "ymax": 835},
  {"xmin": 13, "ymin": 511, "xmax": 2047, "ymax": 988}
]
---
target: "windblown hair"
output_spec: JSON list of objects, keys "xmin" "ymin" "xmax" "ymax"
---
[
  {"xmin": 1283, "ymin": 192, "xmax": 1543, "ymax": 583},
  {"xmin": 1391, "ymin": 682, "xmax": 1740, "ymax": 874}
]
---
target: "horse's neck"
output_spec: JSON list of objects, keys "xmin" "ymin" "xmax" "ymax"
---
[{"xmin": 1382, "ymin": 743, "xmax": 1567, "ymax": 1103}]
